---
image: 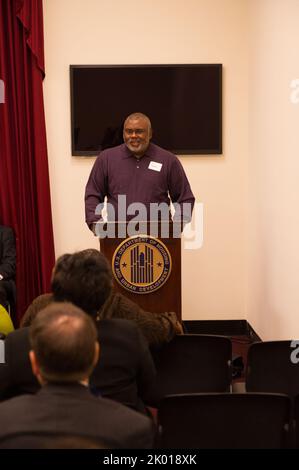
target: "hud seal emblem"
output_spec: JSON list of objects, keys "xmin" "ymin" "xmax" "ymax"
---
[{"xmin": 112, "ymin": 235, "xmax": 172, "ymax": 294}]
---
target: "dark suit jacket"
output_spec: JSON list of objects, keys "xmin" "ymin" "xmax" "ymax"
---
[
  {"xmin": 0, "ymin": 226, "xmax": 16, "ymax": 280},
  {"xmin": 0, "ymin": 382, "xmax": 154, "ymax": 449},
  {"xmin": 0, "ymin": 318, "xmax": 156, "ymax": 412}
]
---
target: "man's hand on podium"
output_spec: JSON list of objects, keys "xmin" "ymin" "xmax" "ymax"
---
[
  {"xmin": 91, "ymin": 222, "xmax": 97, "ymax": 235},
  {"xmin": 174, "ymin": 319, "xmax": 184, "ymax": 335},
  {"xmin": 165, "ymin": 312, "xmax": 184, "ymax": 335}
]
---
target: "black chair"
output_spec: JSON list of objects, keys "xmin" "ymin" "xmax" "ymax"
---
[
  {"xmin": 157, "ymin": 392, "xmax": 291, "ymax": 449},
  {"xmin": 245, "ymin": 341, "xmax": 299, "ymax": 399},
  {"xmin": 149, "ymin": 334, "xmax": 232, "ymax": 405},
  {"xmin": 292, "ymin": 394, "xmax": 299, "ymax": 448}
]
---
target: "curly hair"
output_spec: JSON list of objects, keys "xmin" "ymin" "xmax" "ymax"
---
[{"xmin": 51, "ymin": 250, "xmax": 112, "ymax": 317}]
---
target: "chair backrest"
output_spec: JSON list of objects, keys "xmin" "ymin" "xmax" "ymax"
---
[
  {"xmin": 150, "ymin": 334, "xmax": 232, "ymax": 405},
  {"xmin": 246, "ymin": 341, "xmax": 299, "ymax": 398},
  {"xmin": 292, "ymin": 394, "xmax": 299, "ymax": 448},
  {"xmin": 158, "ymin": 392, "xmax": 291, "ymax": 449}
]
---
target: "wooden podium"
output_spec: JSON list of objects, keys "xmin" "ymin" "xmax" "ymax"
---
[{"xmin": 99, "ymin": 221, "xmax": 182, "ymax": 320}]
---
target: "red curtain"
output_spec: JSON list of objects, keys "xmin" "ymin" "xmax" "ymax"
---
[{"xmin": 0, "ymin": 0, "xmax": 55, "ymax": 324}]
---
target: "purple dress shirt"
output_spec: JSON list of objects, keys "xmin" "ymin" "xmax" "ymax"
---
[{"xmin": 85, "ymin": 143, "xmax": 195, "ymax": 226}]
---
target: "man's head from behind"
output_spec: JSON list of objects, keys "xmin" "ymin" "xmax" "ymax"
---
[
  {"xmin": 51, "ymin": 249, "xmax": 112, "ymax": 317},
  {"xmin": 29, "ymin": 302, "xmax": 99, "ymax": 385}
]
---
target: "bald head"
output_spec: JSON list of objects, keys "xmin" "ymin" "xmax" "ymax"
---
[
  {"xmin": 124, "ymin": 113, "xmax": 152, "ymax": 131},
  {"xmin": 29, "ymin": 302, "xmax": 99, "ymax": 383}
]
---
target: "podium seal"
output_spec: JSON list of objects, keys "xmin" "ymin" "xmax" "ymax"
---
[{"xmin": 112, "ymin": 235, "xmax": 172, "ymax": 294}]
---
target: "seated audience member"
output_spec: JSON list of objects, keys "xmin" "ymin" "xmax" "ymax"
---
[
  {"xmin": 0, "ymin": 303, "xmax": 154, "ymax": 449},
  {"xmin": 0, "ymin": 225, "xmax": 16, "ymax": 310},
  {"xmin": 0, "ymin": 251, "xmax": 156, "ymax": 414},
  {"xmin": 21, "ymin": 251, "xmax": 182, "ymax": 348}
]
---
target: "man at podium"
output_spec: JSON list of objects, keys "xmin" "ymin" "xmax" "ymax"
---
[
  {"xmin": 84, "ymin": 112, "xmax": 194, "ymax": 321},
  {"xmin": 85, "ymin": 112, "xmax": 195, "ymax": 233}
]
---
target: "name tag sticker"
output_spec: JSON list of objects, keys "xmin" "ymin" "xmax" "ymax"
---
[{"xmin": 148, "ymin": 161, "xmax": 162, "ymax": 172}]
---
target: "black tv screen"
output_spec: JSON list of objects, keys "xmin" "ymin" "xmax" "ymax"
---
[{"xmin": 70, "ymin": 64, "xmax": 222, "ymax": 156}]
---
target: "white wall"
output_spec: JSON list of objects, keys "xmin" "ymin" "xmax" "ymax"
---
[
  {"xmin": 43, "ymin": 0, "xmax": 249, "ymax": 320},
  {"xmin": 248, "ymin": 0, "xmax": 299, "ymax": 339}
]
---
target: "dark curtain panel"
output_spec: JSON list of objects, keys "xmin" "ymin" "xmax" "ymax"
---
[{"xmin": 0, "ymin": 0, "xmax": 55, "ymax": 324}]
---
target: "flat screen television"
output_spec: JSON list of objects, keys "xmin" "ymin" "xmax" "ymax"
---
[{"xmin": 70, "ymin": 64, "xmax": 222, "ymax": 156}]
